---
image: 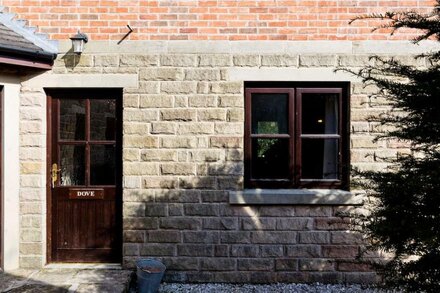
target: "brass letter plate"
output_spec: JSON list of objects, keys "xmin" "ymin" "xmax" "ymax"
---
[{"xmin": 69, "ymin": 189, "xmax": 104, "ymax": 200}]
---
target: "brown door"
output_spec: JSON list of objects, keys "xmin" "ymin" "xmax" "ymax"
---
[{"xmin": 47, "ymin": 89, "xmax": 122, "ymax": 263}]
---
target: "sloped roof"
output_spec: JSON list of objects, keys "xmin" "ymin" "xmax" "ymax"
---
[{"xmin": 0, "ymin": 8, "xmax": 58, "ymax": 69}]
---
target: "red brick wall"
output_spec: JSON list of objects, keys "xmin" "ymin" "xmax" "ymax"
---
[{"xmin": 2, "ymin": 1, "xmax": 435, "ymax": 41}]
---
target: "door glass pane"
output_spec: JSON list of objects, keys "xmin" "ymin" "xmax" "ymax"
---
[
  {"xmin": 90, "ymin": 145, "xmax": 116, "ymax": 185},
  {"xmin": 302, "ymin": 93, "xmax": 338, "ymax": 134},
  {"xmin": 60, "ymin": 99, "xmax": 85, "ymax": 140},
  {"xmin": 90, "ymin": 99, "xmax": 116, "ymax": 141},
  {"xmin": 60, "ymin": 145, "xmax": 85, "ymax": 186},
  {"xmin": 252, "ymin": 93, "xmax": 288, "ymax": 134},
  {"xmin": 301, "ymin": 138, "xmax": 339, "ymax": 179},
  {"xmin": 251, "ymin": 138, "xmax": 289, "ymax": 179}
]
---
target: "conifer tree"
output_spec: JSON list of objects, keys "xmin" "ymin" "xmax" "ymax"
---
[{"xmin": 348, "ymin": 3, "xmax": 440, "ymax": 292}]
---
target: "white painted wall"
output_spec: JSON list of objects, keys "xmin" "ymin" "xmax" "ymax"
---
[{"xmin": 0, "ymin": 75, "xmax": 21, "ymax": 271}]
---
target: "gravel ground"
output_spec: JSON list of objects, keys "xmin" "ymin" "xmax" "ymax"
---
[{"xmin": 158, "ymin": 283, "xmax": 398, "ymax": 293}]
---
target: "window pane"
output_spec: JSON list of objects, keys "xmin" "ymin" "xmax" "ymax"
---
[
  {"xmin": 60, "ymin": 145, "xmax": 85, "ymax": 186},
  {"xmin": 90, "ymin": 99, "xmax": 116, "ymax": 141},
  {"xmin": 252, "ymin": 93, "xmax": 288, "ymax": 134},
  {"xmin": 251, "ymin": 138, "xmax": 289, "ymax": 179},
  {"xmin": 301, "ymin": 139, "xmax": 339, "ymax": 179},
  {"xmin": 90, "ymin": 145, "xmax": 116, "ymax": 185},
  {"xmin": 302, "ymin": 93, "xmax": 338, "ymax": 134},
  {"xmin": 60, "ymin": 99, "xmax": 85, "ymax": 140}
]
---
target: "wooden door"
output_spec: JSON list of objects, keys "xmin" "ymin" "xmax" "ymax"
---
[{"xmin": 47, "ymin": 89, "xmax": 122, "ymax": 263}]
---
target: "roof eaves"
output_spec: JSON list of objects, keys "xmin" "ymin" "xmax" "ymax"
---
[{"xmin": 0, "ymin": 8, "xmax": 58, "ymax": 55}]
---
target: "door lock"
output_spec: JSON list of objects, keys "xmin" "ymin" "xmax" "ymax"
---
[{"xmin": 51, "ymin": 163, "xmax": 61, "ymax": 188}]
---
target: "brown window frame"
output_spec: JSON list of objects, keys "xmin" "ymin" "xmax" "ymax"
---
[{"xmin": 244, "ymin": 84, "xmax": 350, "ymax": 190}]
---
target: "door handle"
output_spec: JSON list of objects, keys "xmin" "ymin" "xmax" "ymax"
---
[{"xmin": 51, "ymin": 163, "xmax": 61, "ymax": 188}]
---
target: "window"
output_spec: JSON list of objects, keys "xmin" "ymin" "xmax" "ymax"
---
[{"xmin": 245, "ymin": 85, "xmax": 349, "ymax": 189}]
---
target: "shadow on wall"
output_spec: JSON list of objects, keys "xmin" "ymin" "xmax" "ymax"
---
[{"xmin": 122, "ymin": 156, "xmax": 377, "ymax": 284}]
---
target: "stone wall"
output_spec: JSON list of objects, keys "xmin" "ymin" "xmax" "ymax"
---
[{"xmin": 16, "ymin": 41, "xmax": 425, "ymax": 282}]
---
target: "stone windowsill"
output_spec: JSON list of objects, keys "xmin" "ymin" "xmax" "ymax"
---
[{"xmin": 229, "ymin": 189, "xmax": 363, "ymax": 205}]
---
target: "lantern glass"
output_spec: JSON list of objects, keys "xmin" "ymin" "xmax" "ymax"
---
[{"xmin": 72, "ymin": 39, "xmax": 85, "ymax": 54}]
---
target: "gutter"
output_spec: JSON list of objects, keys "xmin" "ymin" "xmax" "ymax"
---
[{"xmin": 0, "ymin": 43, "xmax": 57, "ymax": 61}]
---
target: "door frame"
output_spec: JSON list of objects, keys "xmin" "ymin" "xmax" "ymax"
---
[{"xmin": 45, "ymin": 88, "xmax": 123, "ymax": 263}]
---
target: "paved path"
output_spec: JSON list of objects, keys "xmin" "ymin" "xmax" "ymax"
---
[{"xmin": 0, "ymin": 268, "xmax": 132, "ymax": 292}]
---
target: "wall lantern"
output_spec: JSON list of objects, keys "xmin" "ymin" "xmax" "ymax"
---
[{"xmin": 70, "ymin": 31, "xmax": 88, "ymax": 54}]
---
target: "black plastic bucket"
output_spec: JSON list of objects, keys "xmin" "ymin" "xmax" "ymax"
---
[{"xmin": 136, "ymin": 258, "xmax": 166, "ymax": 293}]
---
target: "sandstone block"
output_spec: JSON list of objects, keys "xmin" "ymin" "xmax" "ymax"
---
[
  {"xmin": 299, "ymin": 55, "xmax": 337, "ymax": 67},
  {"xmin": 124, "ymin": 109, "xmax": 158, "ymax": 122},
  {"xmin": 123, "ymin": 217, "xmax": 158, "ymax": 230},
  {"xmin": 124, "ymin": 162, "xmax": 158, "ymax": 175},
  {"xmin": 139, "ymin": 81, "xmax": 160, "ymax": 94},
  {"xmin": 227, "ymin": 109, "xmax": 244, "ymax": 122},
  {"xmin": 145, "ymin": 203, "xmax": 168, "ymax": 216},
  {"xmin": 184, "ymin": 203, "xmax": 219, "ymax": 216},
  {"xmin": 20, "ymin": 162, "xmax": 42, "ymax": 174},
  {"xmin": 210, "ymin": 136, "xmax": 243, "ymax": 148},
  {"xmin": 160, "ymin": 218, "xmax": 202, "ymax": 230},
  {"xmin": 123, "ymin": 244, "xmax": 139, "ymax": 256},
  {"xmin": 123, "ymin": 231, "xmax": 145, "ymax": 243},
  {"xmin": 123, "ymin": 123, "xmax": 149, "ymax": 135},
  {"xmin": 162, "ymin": 257, "xmax": 198, "ymax": 270},
  {"xmin": 174, "ymin": 95, "xmax": 188, "ymax": 107},
  {"xmin": 178, "ymin": 244, "xmax": 214, "ymax": 256},
  {"xmin": 251, "ymin": 231, "xmax": 297, "ymax": 244},
  {"xmin": 286, "ymin": 245, "xmax": 321, "ymax": 257},
  {"xmin": 141, "ymin": 244, "xmax": 175, "ymax": 256},
  {"xmin": 220, "ymin": 232, "xmax": 251, "ymax": 244},
  {"xmin": 199, "ymin": 55, "xmax": 232, "ymax": 67},
  {"xmin": 314, "ymin": 217, "xmax": 351, "ymax": 230},
  {"xmin": 299, "ymin": 259, "xmax": 334, "ymax": 271},
  {"xmin": 161, "ymin": 81, "xmax": 197, "ymax": 94},
  {"xmin": 185, "ymin": 69, "xmax": 221, "ymax": 81},
  {"xmin": 140, "ymin": 68, "xmax": 184, "ymax": 81},
  {"xmin": 238, "ymin": 259, "xmax": 274, "ymax": 271},
  {"xmin": 120, "ymin": 54, "xmax": 158, "ymax": 66},
  {"xmin": 233, "ymin": 55, "xmax": 260, "ymax": 67},
  {"xmin": 276, "ymin": 218, "xmax": 313, "ymax": 230},
  {"xmin": 151, "ymin": 122, "xmax": 177, "ymax": 134},
  {"xmin": 295, "ymin": 206, "xmax": 332, "ymax": 217},
  {"xmin": 259, "ymin": 206, "xmax": 295, "ymax": 217},
  {"xmin": 183, "ymin": 231, "xmax": 220, "ymax": 243},
  {"xmin": 197, "ymin": 109, "xmax": 227, "ymax": 121},
  {"xmin": 275, "ymin": 259, "xmax": 298, "ymax": 271},
  {"xmin": 141, "ymin": 149, "xmax": 176, "ymax": 161},
  {"xmin": 143, "ymin": 177, "xmax": 178, "ymax": 189},
  {"xmin": 161, "ymin": 137, "xmax": 198, "ymax": 148},
  {"xmin": 261, "ymin": 55, "xmax": 297, "ymax": 67},
  {"xmin": 201, "ymin": 258, "xmax": 236, "ymax": 271},
  {"xmin": 179, "ymin": 176, "xmax": 216, "ymax": 189},
  {"xmin": 322, "ymin": 245, "xmax": 359, "ymax": 258},
  {"xmin": 178, "ymin": 123, "xmax": 214, "ymax": 135},
  {"xmin": 123, "ymin": 94, "xmax": 139, "ymax": 108},
  {"xmin": 331, "ymin": 231, "xmax": 364, "ymax": 244},
  {"xmin": 230, "ymin": 245, "xmax": 259, "ymax": 257},
  {"xmin": 299, "ymin": 232, "xmax": 330, "ymax": 244},
  {"xmin": 260, "ymin": 245, "xmax": 284, "ymax": 257},
  {"xmin": 123, "ymin": 203, "xmax": 145, "ymax": 217},
  {"xmin": 211, "ymin": 82, "xmax": 243, "ymax": 94},
  {"xmin": 139, "ymin": 95, "xmax": 174, "ymax": 108},
  {"xmin": 20, "ymin": 243, "xmax": 42, "ymax": 255},
  {"xmin": 191, "ymin": 150, "xmax": 223, "ymax": 162},
  {"xmin": 148, "ymin": 231, "xmax": 181, "ymax": 243},
  {"xmin": 160, "ymin": 55, "xmax": 198, "ymax": 67},
  {"xmin": 218, "ymin": 95, "xmax": 244, "ymax": 108},
  {"xmin": 161, "ymin": 163, "xmax": 196, "ymax": 175},
  {"xmin": 241, "ymin": 217, "xmax": 276, "ymax": 230},
  {"xmin": 161, "ymin": 109, "xmax": 196, "ymax": 121},
  {"xmin": 215, "ymin": 122, "xmax": 243, "ymax": 134},
  {"xmin": 203, "ymin": 218, "xmax": 239, "ymax": 230},
  {"xmin": 188, "ymin": 95, "xmax": 217, "ymax": 107},
  {"xmin": 339, "ymin": 55, "xmax": 374, "ymax": 67},
  {"xmin": 94, "ymin": 55, "xmax": 118, "ymax": 66}
]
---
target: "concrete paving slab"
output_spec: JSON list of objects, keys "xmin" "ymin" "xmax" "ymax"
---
[{"xmin": 0, "ymin": 268, "xmax": 132, "ymax": 293}]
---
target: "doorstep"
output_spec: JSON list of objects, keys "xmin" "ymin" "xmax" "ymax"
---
[{"xmin": 0, "ymin": 267, "xmax": 132, "ymax": 292}]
